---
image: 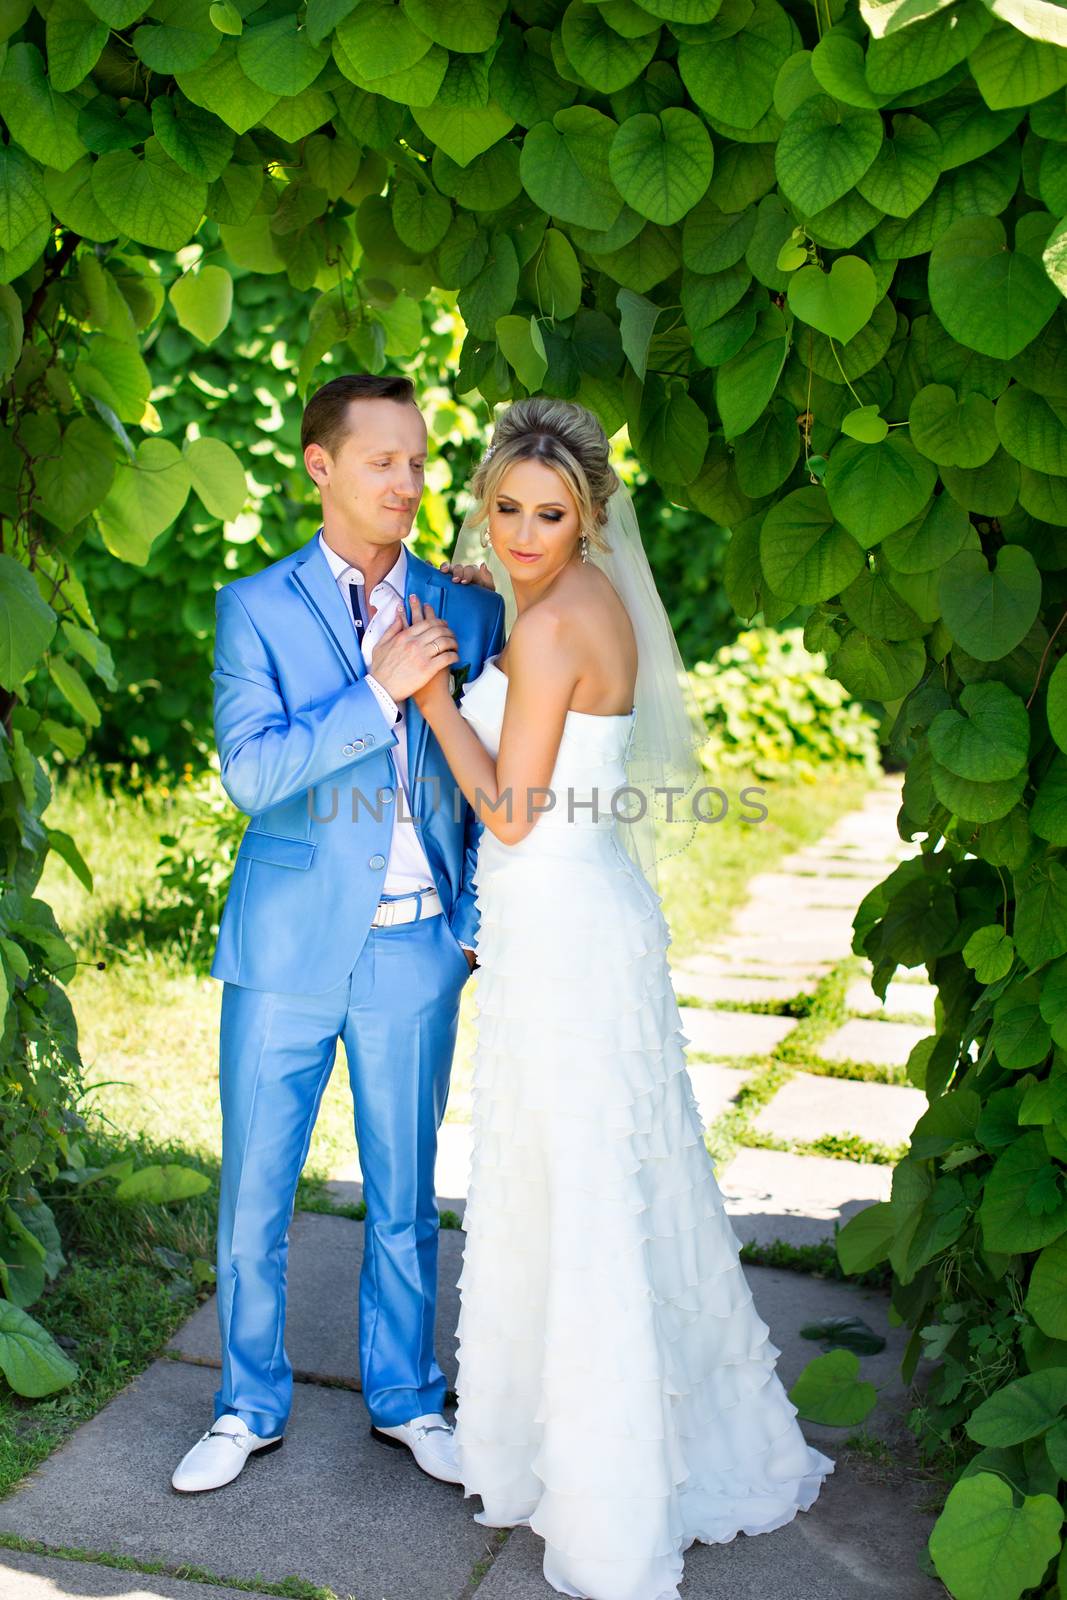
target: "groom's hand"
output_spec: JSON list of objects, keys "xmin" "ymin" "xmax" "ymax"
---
[{"xmin": 371, "ymin": 606, "xmax": 460, "ymax": 702}]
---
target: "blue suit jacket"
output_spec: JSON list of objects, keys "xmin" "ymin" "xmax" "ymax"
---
[{"xmin": 210, "ymin": 530, "xmax": 506, "ymax": 994}]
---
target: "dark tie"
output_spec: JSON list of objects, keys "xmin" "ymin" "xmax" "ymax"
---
[{"xmin": 347, "ymin": 580, "xmax": 366, "ymax": 648}]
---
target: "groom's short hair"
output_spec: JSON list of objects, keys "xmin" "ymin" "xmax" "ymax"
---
[{"xmin": 301, "ymin": 374, "xmax": 418, "ymax": 455}]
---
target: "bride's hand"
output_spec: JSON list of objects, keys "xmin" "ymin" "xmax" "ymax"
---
[
  {"xmin": 408, "ymin": 596, "xmax": 458, "ymax": 715},
  {"xmin": 439, "ymin": 559, "xmax": 496, "ymax": 591}
]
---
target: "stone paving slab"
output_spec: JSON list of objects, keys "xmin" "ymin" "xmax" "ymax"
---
[
  {"xmin": 818, "ymin": 1018, "xmax": 929, "ymax": 1069},
  {"xmin": 742, "ymin": 872, "xmax": 884, "ymax": 910},
  {"xmin": 686, "ymin": 1061, "xmax": 754, "ymax": 1125},
  {"xmin": 730, "ymin": 904, "xmax": 859, "ymax": 949},
  {"xmin": 751, "ymin": 1072, "xmax": 927, "ymax": 1148},
  {"xmin": 0, "ymin": 1550, "xmax": 280, "ymax": 1600},
  {"xmin": 714, "ymin": 1148, "xmax": 892, "ymax": 1248},
  {"xmin": 845, "ymin": 980, "xmax": 936, "ymax": 1020},
  {"xmin": 672, "ymin": 969, "xmax": 804, "ymax": 1004},
  {"xmin": 681, "ymin": 1007, "xmax": 795, "ymax": 1058},
  {"xmin": 167, "ymin": 1212, "xmax": 465, "ymax": 1392},
  {"xmin": 0, "ymin": 1361, "xmax": 486, "ymax": 1600}
]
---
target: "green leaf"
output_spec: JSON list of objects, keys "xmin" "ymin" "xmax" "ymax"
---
[
  {"xmin": 968, "ymin": 1369, "xmax": 1067, "ymax": 1445},
  {"xmin": 490, "ymin": 25, "xmax": 578, "ymax": 128},
  {"xmin": 184, "ymin": 436, "xmax": 246, "ymax": 521},
  {"xmin": 0, "ymin": 43, "xmax": 86, "ymax": 173},
  {"xmin": 970, "ymin": 22, "xmax": 1067, "ymax": 109},
  {"xmin": 841, "ymin": 405, "xmax": 889, "ymax": 443},
  {"xmin": 677, "ymin": 0, "xmax": 793, "ymax": 131},
  {"xmin": 61, "ymin": 620, "xmax": 116, "ymax": 689},
  {"xmin": 457, "ymin": 232, "xmax": 520, "ymax": 339},
  {"xmin": 775, "ymin": 95, "xmax": 883, "ymax": 216},
  {"xmin": 237, "ymin": 14, "xmax": 328, "ymax": 95},
  {"xmin": 841, "ymin": 566, "xmax": 927, "ymax": 640},
  {"xmin": 995, "ymin": 384, "xmax": 1067, "ymax": 477},
  {"xmin": 0, "ymin": 282, "xmax": 23, "ymax": 382},
  {"xmin": 96, "ymin": 437, "xmax": 192, "ymax": 563},
  {"xmin": 113, "ymin": 1164, "xmax": 211, "ymax": 1203},
  {"xmin": 520, "ymin": 106, "xmax": 623, "ymax": 231},
  {"xmin": 800, "ymin": 1314, "xmax": 886, "ymax": 1355},
  {"xmin": 151, "ymin": 92, "xmax": 235, "ymax": 183},
  {"xmin": 758, "ymin": 486, "xmax": 864, "ymax": 603},
  {"xmin": 0, "ymin": 556, "xmax": 57, "ymax": 689},
  {"xmin": 1047, "ymin": 655, "xmax": 1067, "ymax": 754},
  {"xmin": 412, "ymin": 101, "xmax": 513, "ymax": 168},
  {"xmin": 787, "ymin": 1347, "xmax": 878, "ymax": 1425},
  {"xmin": 929, "ymin": 215, "xmax": 1061, "ymax": 362},
  {"xmin": 206, "ymin": 162, "xmax": 265, "ymax": 226},
  {"xmin": 391, "ymin": 182, "xmax": 451, "ymax": 254},
  {"xmin": 633, "ymin": 376, "xmax": 710, "ymax": 485},
  {"xmin": 48, "ymin": 657, "xmax": 99, "ymax": 727},
  {"xmin": 496, "ymin": 314, "xmax": 549, "ymax": 391},
  {"xmin": 909, "ymin": 384, "xmax": 999, "ymax": 470},
  {"xmin": 1032, "ymin": 753, "xmax": 1067, "ymax": 845},
  {"xmin": 609, "ymin": 109, "xmax": 713, "ymax": 227},
  {"xmin": 714, "ymin": 304, "xmax": 789, "ymax": 439},
  {"xmin": 832, "ymin": 630, "xmax": 927, "ymax": 700},
  {"xmin": 1026, "ymin": 1234, "xmax": 1067, "ymax": 1339},
  {"xmin": 939, "ymin": 545, "xmax": 1042, "ymax": 662},
  {"xmin": 210, "ymin": 0, "xmax": 242, "ymax": 34},
  {"xmin": 37, "ymin": 417, "xmax": 115, "ymax": 533},
  {"xmin": 786, "ymin": 256, "xmax": 877, "ymax": 343},
  {"xmin": 963, "ymin": 924, "xmax": 1016, "ymax": 983},
  {"xmin": 854, "ymin": 113, "xmax": 941, "ymax": 218},
  {"xmin": 928, "ymin": 681, "xmax": 1029, "ymax": 781},
  {"xmin": 617, "ymin": 287, "xmax": 660, "ymax": 381},
  {"xmin": 46, "ymin": 0, "xmax": 109, "ymax": 92},
  {"xmin": 74, "ymin": 335, "xmax": 152, "ymax": 425},
  {"xmin": 561, "ymin": 1, "xmax": 659, "ymax": 93},
  {"xmin": 334, "ymin": 0, "xmax": 432, "ymax": 81},
  {"xmin": 132, "ymin": 0, "xmax": 219, "ymax": 73},
  {"xmin": 881, "ymin": 494, "xmax": 973, "ymax": 575},
  {"xmin": 825, "ymin": 435, "xmax": 938, "ymax": 545},
  {"xmin": 866, "ymin": 2, "xmax": 992, "ymax": 96},
  {"xmin": 834, "ymin": 1201, "xmax": 895, "ymax": 1274},
  {"xmin": 980, "ymin": 1131, "xmax": 1067, "ymax": 1250},
  {"xmin": 0, "ymin": 1299, "xmax": 78, "ymax": 1397},
  {"xmin": 401, "ymin": 0, "xmax": 505, "ymax": 52},
  {"xmin": 931, "ymin": 759, "xmax": 1027, "ymax": 822},
  {"xmin": 91, "ymin": 139, "xmax": 207, "ymax": 252},
  {"xmin": 527, "ymin": 230, "xmax": 582, "ymax": 321},
  {"xmin": 176, "ymin": 40, "xmax": 279, "ymax": 135},
  {"xmin": 929, "ymin": 1473, "xmax": 1064, "ymax": 1600},
  {"xmin": 170, "ymin": 265, "xmax": 233, "ymax": 345},
  {"xmin": 45, "ymin": 827, "xmax": 92, "ymax": 892}
]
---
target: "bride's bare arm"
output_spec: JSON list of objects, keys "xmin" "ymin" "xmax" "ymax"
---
[{"xmin": 410, "ymin": 598, "xmax": 579, "ymax": 845}]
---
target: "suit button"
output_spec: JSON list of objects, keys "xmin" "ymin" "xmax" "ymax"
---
[
  {"xmin": 379, "ymin": 789, "xmax": 394, "ymax": 804},
  {"xmin": 352, "ymin": 738, "xmax": 365, "ymax": 752},
  {"xmin": 341, "ymin": 743, "xmax": 354, "ymax": 756},
  {"xmin": 366, "ymin": 733, "xmax": 376, "ymax": 746},
  {"xmin": 369, "ymin": 854, "xmax": 386, "ymax": 870}
]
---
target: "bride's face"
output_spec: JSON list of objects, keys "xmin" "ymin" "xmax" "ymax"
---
[{"xmin": 487, "ymin": 458, "xmax": 582, "ymax": 582}]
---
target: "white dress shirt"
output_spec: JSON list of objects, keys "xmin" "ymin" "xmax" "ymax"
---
[{"xmin": 318, "ymin": 530, "xmax": 437, "ymax": 899}]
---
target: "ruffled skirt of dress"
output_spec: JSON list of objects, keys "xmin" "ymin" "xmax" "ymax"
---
[{"xmin": 453, "ymin": 828, "xmax": 835, "ymax": 1600}]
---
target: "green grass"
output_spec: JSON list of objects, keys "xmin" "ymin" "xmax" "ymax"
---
[{"xmin": 0, "ymin": 1536, "xmax": 342, "ymax": 1599}]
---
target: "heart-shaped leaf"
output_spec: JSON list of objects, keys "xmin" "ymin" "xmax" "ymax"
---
[
  {"xmin": 939, "ymin": 544, "xmax": 1042, "ymax": 661},
  {"xmin": 787, "ymin": 255, "xmax": 877, "ymax": 343}
]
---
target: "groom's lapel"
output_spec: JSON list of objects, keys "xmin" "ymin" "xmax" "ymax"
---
[
  {"xmin": 404, "ymin": 552, "xmax": 450, "ymax": 791},
  {"xmin": 290, "ymin": 532, "xmax": 366, "ymax": 683}
]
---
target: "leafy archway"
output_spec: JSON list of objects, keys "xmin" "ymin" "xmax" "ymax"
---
[{"xmin": 2, "ymin": 0, "xmax": 1067, "ymax": 1588}]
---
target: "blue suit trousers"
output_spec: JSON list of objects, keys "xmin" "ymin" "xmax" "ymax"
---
[{"xmin": 213, "ymin": 912, "xmax": 469, "ymax": 1435}]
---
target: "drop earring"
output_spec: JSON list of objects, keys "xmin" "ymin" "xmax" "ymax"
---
[
  {"xmin": 481, "ymin": 527, "xmax": 491, "ymax": 548},
  {"xmin": 579, "ymin": 533, "xmax": 589, "ymax": 563}
]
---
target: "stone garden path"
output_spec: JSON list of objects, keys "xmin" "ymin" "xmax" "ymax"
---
[{"xmin": 0, "ymin": 777, "xmax": 947, "ymax": 1600}]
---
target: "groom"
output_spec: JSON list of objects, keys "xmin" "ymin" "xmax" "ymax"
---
[{"xmin": 172, "ymin": 374, "xmax": 505, "ymax": 1494}]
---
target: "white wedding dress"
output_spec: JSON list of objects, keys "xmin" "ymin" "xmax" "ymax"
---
[{"xmin": 451, "ymin": 657, "xmax": 835, "ymax": 1600}]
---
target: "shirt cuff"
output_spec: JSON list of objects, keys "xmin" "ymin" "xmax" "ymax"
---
[
  {"xmin": 459, "ymin": 942, "xmax": 476, "ymax": 954},
  {"xmin": 365, "ymin": 674, "xmax": 401, "ymax": 727}
]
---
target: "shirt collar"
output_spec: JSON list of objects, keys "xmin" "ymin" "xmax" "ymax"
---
[{"xmin": 318, "ymin": 529, "xmax": 407, "ymax": 596}]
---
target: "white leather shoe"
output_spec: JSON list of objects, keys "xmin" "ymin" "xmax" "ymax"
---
[
  {"xmin": 171, "ymin": 1414, "xmax": 283, "ymax": 1493},
  {"xmin": 371, "ymin": 1412, "xmax": 462, "ymax": 1484}
]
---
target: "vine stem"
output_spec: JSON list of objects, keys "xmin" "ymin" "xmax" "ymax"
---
[
  {"xmin": 827, "ymin": 335, "xmax": 865, "ymax": 408},
  {"xmin": 1026, "ymin": 604, "xmax": 1067, "ymax": 709},
  {"xmin": 21, "ymin": 232, "xmax": 81, "ymax": 346}
]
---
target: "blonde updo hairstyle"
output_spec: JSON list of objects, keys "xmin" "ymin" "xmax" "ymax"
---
[{"xmin": 471, "ymin": 397, "xmax": 620, "ymax": 557}]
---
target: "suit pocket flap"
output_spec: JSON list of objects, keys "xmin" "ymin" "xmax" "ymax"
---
[{"xmin": 240, "ymin": 831, "xmax": 316, "ymax": 870}]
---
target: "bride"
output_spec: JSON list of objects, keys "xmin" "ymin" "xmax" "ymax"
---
[{"xmin": 399, "ymin": 397, "xmax": 833, "ymax": 1600}]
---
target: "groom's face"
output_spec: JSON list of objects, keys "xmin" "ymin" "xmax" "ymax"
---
[{"xmin": 311, "ymin": 398, "xmax": 428, "ymax": 545}]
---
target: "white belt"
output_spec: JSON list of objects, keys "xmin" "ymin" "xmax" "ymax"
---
[{"xmin": 370, "ymin": 887, "xmax": 443, "ymax": 928}]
